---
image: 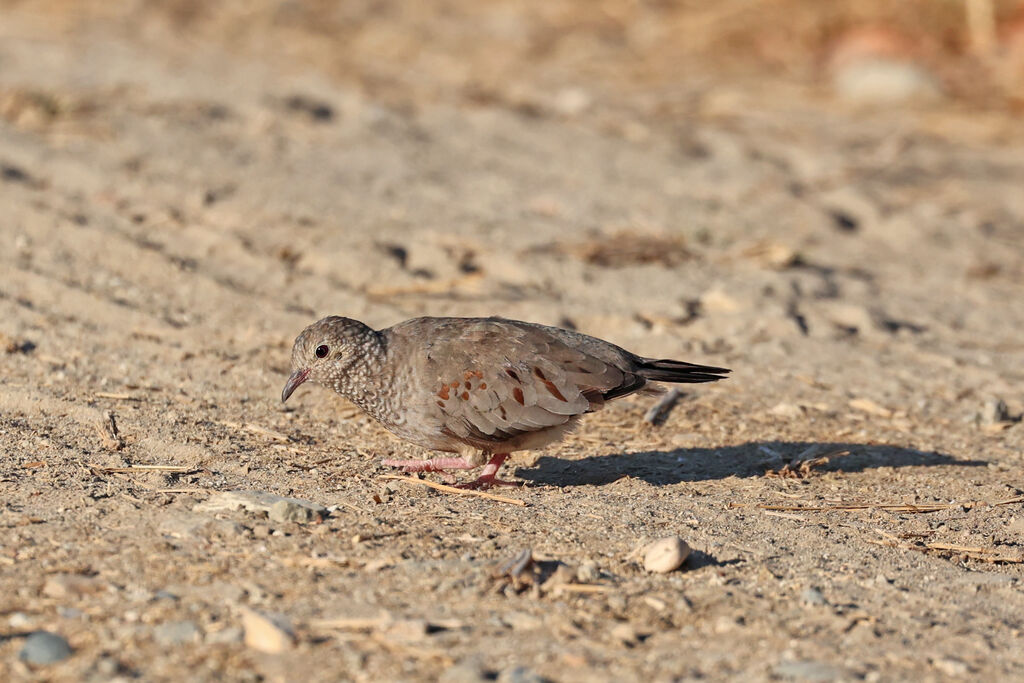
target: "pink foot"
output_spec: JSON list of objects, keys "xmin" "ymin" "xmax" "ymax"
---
[
  {"xmin": 453, "ymin": 454, "xmax": 519, "ymax": 490},
  {"xmin": 454, "ymin": 475, "xmax": 520, "ymax": 490}
]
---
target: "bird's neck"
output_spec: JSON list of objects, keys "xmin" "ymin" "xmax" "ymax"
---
[{"xmin": 330, "ymin": 330, "xmax": 390, "ymax": 415}]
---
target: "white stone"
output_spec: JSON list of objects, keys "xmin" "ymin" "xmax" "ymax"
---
[{"xmin": 643, "ymin": 536, "xmax": 691, "ymax": 574}]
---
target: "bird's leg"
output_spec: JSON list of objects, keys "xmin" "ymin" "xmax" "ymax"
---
[
  {"xmin": 454, "ymin": 453, "xmax": 519, "ymax": 490},
  {"xmin": 381, "ymin": 456, "xmax": 478, "ymax": 473}
]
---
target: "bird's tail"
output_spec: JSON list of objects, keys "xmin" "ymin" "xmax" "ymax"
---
[{"xmin": 637, "ymin": 358, "xmax": 731, "ymax": 384}]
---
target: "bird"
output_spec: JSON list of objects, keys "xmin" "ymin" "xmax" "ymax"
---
[{"xmin": 282, "ymin": 316, "xmax": 730, "ymax": 489}]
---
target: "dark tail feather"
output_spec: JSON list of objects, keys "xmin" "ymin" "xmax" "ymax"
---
[{"xmin": 637, "ymin": 358, "xmax": 731, "ymax": 384}]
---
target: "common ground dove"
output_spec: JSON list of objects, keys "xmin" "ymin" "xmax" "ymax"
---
[{"xmin": 282, "ymin": 316, "xmax": 730, "ymax": 489}]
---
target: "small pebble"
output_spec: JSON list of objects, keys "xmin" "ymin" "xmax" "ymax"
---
[
  {"xmin": 801, "ymin": 587, "xmax": 827, "ymax": 606},
  {"xmin": 269, "ymin": 499, "xmax": 325, "ymax": 524},
  {"xmin": 933, "ymin": 657, "xmax": 969, "ymax": 676},
  {"xmin": 552, "ymin": 87, "xmax": 592, "ymax": 117},
  {"xmin": 385, "ymin": 618, "xmax": 429, "ymax": 643},
  {"xmin": 713, "ymin": 615, "xmax": 740, "ymax": 634},
  {"xmin": 643, "ymin": 536, "xmax": 691, "ymax": 574},
  {"xmin": 9, "ymin": 612, "xmax": 31, "ymax": 628},
  {"xmin": 206, "ymin": 626, "xmax": 245, "ymax": 644},
  {"xmin": 93, "ymin": 657, "xmax": 122, "ymax": 676},
  {"xmin": 501, "ymin": 611, "xmax": 542, "ymax": 631},
  {"xmin": 980, "ymin": 398, "xmax": 1011, "ymax": 425},
  {"xmin": 204, "ymin": 626, "xmax": 244, "ymax": 643},
  {"xmin": 497, "ymin": 666, "xmax": 545, "ymax": 683},
  {"xmin": 775, "ymin": 659, "xmax": 845, "ymax": 681},
  {"xmin": 19, "ymin": 631, "xmax": 73, "ymax": 664},
  {"xmin": 440, "ymin": 659, "xmax": 490, "ymax": 683},
  {"xmin": 240, "ymin": 608, "xmax": 295, "ymax": 653},
  {"xmin": 153, "ymin": 620, "xmax": 201, "ymax": 646},
  {"xmin": 153, "ymin": 589, "xmax": 179, "ymax": 601},
  {"xmin": 610, "ymin": 622, "xmax": 640, "ymax": 646},
  {"xmin": 832, "ymin": 58, "xmax": 942, "ymax": 104},
  {"xmin": 768, "ymin": 402, "xmax": 805, "ymax": 420},
  {"xmin": 42, "ymin": 574, "xmax": 106, "ymax": 599},
  {"xmin": 576, "ymin": 561, "xmax": 600, "ymax": 583},
  {"xmin": 196, "ymin": 490, "xmax": 328, "ymax": 522}
]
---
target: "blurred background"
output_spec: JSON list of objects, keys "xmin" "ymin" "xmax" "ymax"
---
[
  {"xmin": 2, "ymin": 2, "xmax": 1024, "ymax": 680},
  {"xmin": 7, "ymin": 0, "xmax": 1024, "ymax": 110}
]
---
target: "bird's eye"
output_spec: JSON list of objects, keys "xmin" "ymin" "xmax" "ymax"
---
[{"xmin": 315, "ymin": 345, "xmax": 329, "ymax": 358}]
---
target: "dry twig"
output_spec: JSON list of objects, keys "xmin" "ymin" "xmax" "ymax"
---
[
  {"xmin": 643, "ymin": 388, "xmax": 683, "ymax": 426},
  {"xmin": 732, "ymin": 496, "xmax": 1024, "ymax": 513},
  {"xmin": 550, "ymin": 583, "xmax": 613, "ymax": 595},
  {"xmin": 870, "ymin": 530, "xmax": 1023, "ymax": 564},
  {"xmin": 94, "ymin": 411, "xmax": 125, "ymax": 451},
  {"xmin": 307, "ymin": 615, "xmax": 392, "ymax": 631},
  {"xmin": 87, "ymin": 464, "xmax": 197, "ymax": 473},
  {"xmin": 764, "ymin": 447, "xmax": 848, "ymax": 479},
  {"xmin": 380, "ymin": 474, "xmax": 527, "ymax": 506}
]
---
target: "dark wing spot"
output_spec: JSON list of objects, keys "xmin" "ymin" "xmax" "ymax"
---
[
  {"xmin": 505, "ymin": 368, "xmax": 520, "ymax": 382},
  {"xmin": 498, "ymin": 405, "xmax": 507, "ymax": 419},
  {"xmin": 436, "ymin": 400, "xmax": 445, "ymax": 408},
  {"xmin": 479, "ymin": 382, "xmax": 487, "ymax": 390},
  {"xmin": 512, "ymin": 387, "xmax": 525, "ymax": 405},
  {"xmin": 438, "ymin": 386, "xmax": 450, "ymax": 400},
  {"xmin": 542, "ymin": 380, "xmax": 568, "ymax": 402},
  {"xmin": 461, "ymin": 391, "xmax": 470, "ymax": 400},
  {"xmin": 465, "ymin": 381, "xmax": 472, "ymax": 389},
  {"xmin": 533, "ymin": 367, "xmax": 547, "ymax": 380}
]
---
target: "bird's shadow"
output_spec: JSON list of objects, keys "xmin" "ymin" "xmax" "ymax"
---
[{"xmin": 514, "ymin": 441, "xmax": 986, "ymax": 487}]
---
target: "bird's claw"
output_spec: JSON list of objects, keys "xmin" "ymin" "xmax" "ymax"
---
[{"xmin": 454, "ymin": 477, "xmax": 520, "ymax": 490}]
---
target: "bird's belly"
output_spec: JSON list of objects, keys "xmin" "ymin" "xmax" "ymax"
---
[{"xmin": 380, "ymin": 417, "xmax": 457, "ymax": 452}]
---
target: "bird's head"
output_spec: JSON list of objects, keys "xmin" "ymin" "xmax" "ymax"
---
[{"xmin": 281, "ymin": 316, "xmax": 378, "ymax": 402}]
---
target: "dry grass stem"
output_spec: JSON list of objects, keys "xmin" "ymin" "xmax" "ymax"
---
[
  {"xmin": 380, "ymin": 475, "xmax": 528, "ymax": 506},
  {"xmin": 734, "ymin": 496, "xmax": 1024, "ymax": 513}
]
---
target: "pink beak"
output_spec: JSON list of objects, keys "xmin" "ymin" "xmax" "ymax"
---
[{"xmin": 281, "ymin": 368, "xmax": 310, "ymax": 402}]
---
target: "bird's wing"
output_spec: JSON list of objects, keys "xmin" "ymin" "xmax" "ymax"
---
[{"xmin": 420, "ymin": 319, "xmax": 643, "ymax": 449}]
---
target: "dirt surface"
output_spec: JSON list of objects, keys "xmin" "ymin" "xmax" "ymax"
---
[{"xmin": 2, "ymin": 4, "xmax": 1024, "ymax": 682}]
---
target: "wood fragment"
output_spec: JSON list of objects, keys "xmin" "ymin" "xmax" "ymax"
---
[
  {"xmin": 308, "ymin": 615, "xmax": 392, "ymax": 631},
  {"xmin": 924, "ymin": 541, "xmax": 1023, "ymax": 562},
  {"xmin": 380, "ymin": 474, "xmax": 527, "ymax": 506},
  {"xmin": 93, "ymin": 392, "xmax": 141, "ymax": 401},
  {"xmin": 848, "ymin": 397, "xmax": 893, "ymax": 418},
  {"xmin": 364, "ymin": 273, "xmax": 484, "ymax": 300},
  {"xmin": 765, "ymin": 447, "xmax": 848, "ymax": 479},
  {"xmin": 332, "ymin": 498, "xmax": 373, "ymax": 516},
  {"xmin": 370, "ymin": 633, "xmax": 453, "ymax": 665},
  {"xmin": 88, "ymin": 464, "xmax": 197, "ymax": 473},
  {"xmin": 643, "ymin": 388, "xmax": 683, "ymax": 426},
  {"xmin": 550, "ymin": 583, "xmax": 613, "ymax": 594},
  {"xmin": 871, "ymin": 530, "xmax": 1024, "ymax": 563},
  {"xmin": 495, "ymin": 548, "xmax": 534, "ymax": 578},
  {"xmin": 94, "ymin": 411, "xmax": 125, "ymax": 451}
]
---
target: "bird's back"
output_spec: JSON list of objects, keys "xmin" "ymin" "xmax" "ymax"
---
[{"xmin": 380, "ymin": 317, "xmax": 649, "ymax": 453}]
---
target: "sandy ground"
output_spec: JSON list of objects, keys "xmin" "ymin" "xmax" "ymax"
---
[{"xmin": 2, "ymin": 5, "xmax": 1024, "ymax": 682}]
